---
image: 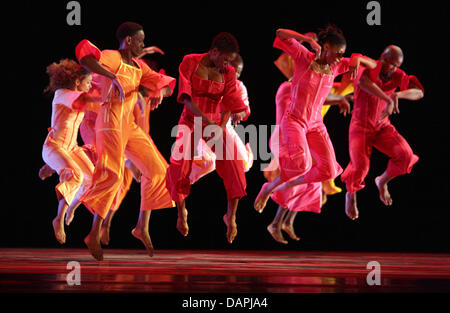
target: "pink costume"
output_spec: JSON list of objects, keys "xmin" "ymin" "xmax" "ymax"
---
[
  {"xmin": 42, "ymin": 89, "xmax": 95, "ymax": 206},
  {"xmin": 189, "ymin": 79, "xmax": 253, "ymax": 184},
  {"xmin": 266, "ymin": 81, "xmax": 322, "ymax": 213},
  {"xmin": 341, "ymin": 61, "xmax": 424, "ymax": 193},
  {"xmin": 75, "ymin": 40, "xmax": 176, "ymax": 219},
  {"xmin": 166, "ymin": 53, "xmax": 249, "ymax": 202},
  {"xmin": 273, "ymin": 37, "xmax": 352, "ymax": 184}
]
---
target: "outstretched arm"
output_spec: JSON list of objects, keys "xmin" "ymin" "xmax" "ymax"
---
[
  {"xmin": 324, "ymin": 93, "xmax": 352, "ymax": 116},
  {"xmin": 396, "ymin": 79, "xmax": 424, "ymax": 101},
  {"xmin": 79, "ymin": 55, "xmax": 124, "ymax": 102},
  {"xmin": 358, "ymin": 71, "xmax": 396, "ymax": 119},
  {"xmin": 276, "ymin": 29, "xmax": 322, "ymax": 58},
  {"xmin": 348, "ymin": 55, "xmax": 377, "ymax": 80},
  {"xmin": 79, "ymin": 55, "xmax": 116, "ymax": 80}
]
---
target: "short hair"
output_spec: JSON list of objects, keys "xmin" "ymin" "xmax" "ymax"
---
[
  {"xmin": 210, "ymin": 32, "xmax": 240, "ymax": 54},
  {"xmin": 116, "ymin": 22, "xmax": 143, "ymax": 43},
  {"xmin": 317, "ymin": 24, "xmax": 346, "ymax": 48}
]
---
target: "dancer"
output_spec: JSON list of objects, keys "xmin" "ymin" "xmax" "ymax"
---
[
  {"xmin": 341, "ymin": 45, "xmax": 424, "ymax": 220},
  {"xmin": 41, "ymin": 59, "xmax": 96, "ymax": 244},
  {"xmin": 166, "ymin": 32, "xmax": 249, "ymax": 244},
  {"xmin": 70, "ymin": 49, "xmax": 166, "ymax": 246},
  {"xmin": 265, "ymin": 43, "xmax": 354, "ymax": 244},
  {"xmin": 75, "ymin": 22, "xmax": 176, "ymax": 260},
  {"xmin": 254, "ymin": 26, "xmax": 377, "ymax": 213},
  {"xmin": 189, "ymin": 54, "xmax": 253, "ymax": 184}
]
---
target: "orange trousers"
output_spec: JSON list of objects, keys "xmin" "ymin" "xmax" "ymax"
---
[{"xmin": 80, "ymin": 100, "xmax": 174, "ymax": 219}]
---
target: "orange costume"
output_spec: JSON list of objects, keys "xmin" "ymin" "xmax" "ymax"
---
[
  {"xmin": 42, "ymin": 89, "xmax": 95, "ymax": 206},
  {"xmin": 75, "ymin": 40, "xmax": 176, "ymax": 219}
]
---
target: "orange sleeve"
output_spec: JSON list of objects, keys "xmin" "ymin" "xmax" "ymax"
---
[
  {"xmin": 75, "ymin": 39, "xmax": 101, "ymax": 62},
  {"xmin": 75, "ymin": 39, "xmax": 120, "ymax": 73},
  {"xmin": 137, "ymin": 59, "xmax": 176, "ymax": 96}
]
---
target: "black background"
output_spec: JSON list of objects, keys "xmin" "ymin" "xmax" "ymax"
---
[{"xmin": 2, "ymin": 0, "xmax": 449, "ymax": 254}]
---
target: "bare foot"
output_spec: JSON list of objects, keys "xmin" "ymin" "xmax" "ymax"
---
[
  {"xmin": 345, "ymin": 192, "xmax": 359, "ymax": 220},
  {"xmin": 84, "ymin": 234, "xmax": 103, "ymax": 261},
  {"xmin": 375, "ymin": 176, "xmax": 393, "ymax": 206},
  {"xmin": 52, "ymin": 217, "xmax": 66, "ymax": 244},
  {"xmin": 223, "ymin": 214, "xmax": 237, "ymax": 244},
  {"xmin": 267, "ymin": 223, "xmax": 288, "ymax": 244},
  {"xmin": 39, "ymin": 164, "xmax": 55, "ymax": 180},
  {"xmin": 176, "ymin": 208, "xmax": 189, "ymax": 237},
  {"xmin": 65, "ymin": 206, "xmax": 77, "ymax": 226},
  {"xmin": 100, "ymin": 224, "xmax": 111, "ymax": 246},
  {"xmin": 281, "ymin": 223, "xmax": 300, "ymax": 241},
  {"xmin": 131, "ymin": 228, "xmax": 154, "ymax": 257},
  {"xmin": 254, "ymin": 183, "xmax": 272, "ymax": 213}
]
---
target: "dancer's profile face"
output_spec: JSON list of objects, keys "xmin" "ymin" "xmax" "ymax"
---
[
  {"xmin": 128, "ymin": 30, "xmax": 145, "ymax": 57},
  {"xmin": 76, "ymin": 74, "xmax": 92, "ymax": 92},
  {"xmin": 324, "ymin": 43, "xmax": 346, "ymax": 66},
  {"xmin": 233, "ymin": 63, "xmax": 243, "ymax": 79},
  {"xmin": 211, "ymin": 49, "xmax": 237, "ymax": 72}
]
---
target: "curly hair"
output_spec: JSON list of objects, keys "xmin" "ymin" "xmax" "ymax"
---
[
  {"xmin": 317, "ymin": 24, "xmax": 346, "ymax": 48},
  {"xmin": 44, "ymin": 59, "xmax": 90, "ymax": 93},
  {"xmin": 210, "ymin": 32, "xmax": 240, "ymax": 54}
]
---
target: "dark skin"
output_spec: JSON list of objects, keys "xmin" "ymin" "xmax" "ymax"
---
[
  {"xmin": 345, "ymin": 45, "xmax": 424, "ymax": 219},
  {"xmin": 80, "ymin": 30, "xmax": 171, "ymax": 106},
  {"xmin": 176, "ymin": 48, "xmax": 241, "ymax": 244},
  {"xmin": 79, "ymin": 29, "xmax": 172, "ymax": 260},
  {"xmin": 359, "ymin": 45, "xmax": 423, "ymax": 119}
]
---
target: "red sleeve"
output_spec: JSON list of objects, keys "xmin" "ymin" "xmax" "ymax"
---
[
  {"xmin": 220, "ymin": 66, "xmax": 249, "ymax": 119},
  {"xmin": 177, "ymin": 55, "xmax": 196, "ymax": 104},
  {"xmin": 75, "ymin": 39, "xmax": 101, "ymax": 62},
  {"xmin": 136, "ymin": 59, "xmax": 176, "ymax": 96},
  {"xmin": 334, "ymin": 57, "xmax": 351, "ymax": 76},
  {"xmin": 399, "ymin": 71, "xmax": 424, "ymax": 93}
]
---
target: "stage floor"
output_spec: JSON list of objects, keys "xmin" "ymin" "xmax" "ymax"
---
[{"xmin": 1, "ymin": 248, "xmax": 450, "ymax": 293}]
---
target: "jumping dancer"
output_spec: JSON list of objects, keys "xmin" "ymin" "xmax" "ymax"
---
[
  {"xmin": 341, "ymin": 45, "xmax": 424, "ymax": 220},
  {"xmin": 254, "ymin": 26, "xmax": 376, "ymax": 213},
  {"xmin": 76, "ymin": 22, "xmax": 176, "ymax": 260},
  {"xmin": 166, "ymin": 32, "xmax": 249, "ymax": 244}
]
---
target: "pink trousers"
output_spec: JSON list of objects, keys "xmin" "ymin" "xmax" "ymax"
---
[{"xmin": 341, "ymin": 122, "xmax": 419, "ymax": 193}]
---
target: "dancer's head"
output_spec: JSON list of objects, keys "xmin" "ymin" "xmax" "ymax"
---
[
  {"xmin": 116, "ymin": 21, "xmax": 145, "ymax": 57},
  {"xmin": 209, "ymin": 32, "xmax": 240, "ymax": 72},
  {"xmin": 230, "ymin": 54, "xmax": 243, "ymax": 79},
  {"xmin": 380, "ymin": 45, "xmax": 403, "ymax": 77},
  {"xmin": 44, "ymin": 59, "xmax": 92, "ymax": 93},
  {"xmin": 317, "ymin": 25, "xmax": 347, "ymax": 66}
]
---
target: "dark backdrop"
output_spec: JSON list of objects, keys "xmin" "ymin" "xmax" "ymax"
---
[{"xmin": 2, "ymin": 0, "xmax": 449, "ymax": 253}]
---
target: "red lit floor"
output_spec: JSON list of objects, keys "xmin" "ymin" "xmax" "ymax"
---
[{"xmin": 1, "ymin": 248, "xmax": 450, "ymax": 293}]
